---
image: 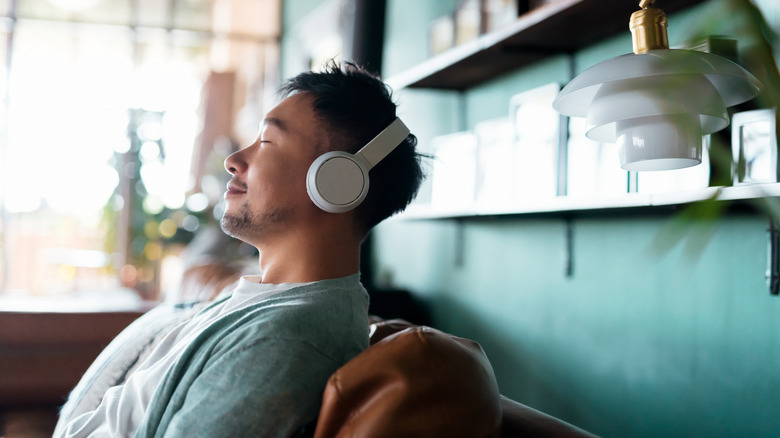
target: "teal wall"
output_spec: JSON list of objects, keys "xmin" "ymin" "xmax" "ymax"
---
[
  {"xmin": 281, "ymin": 1, "xmax": 780, "ymax": 436},
  {"xmin": 374, "ymin": 213, "xmax": 779, "ymax": 437}
]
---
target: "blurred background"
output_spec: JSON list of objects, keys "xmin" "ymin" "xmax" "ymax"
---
[{"xmin": 0, "ymin": 0, "xmax": 280, "ymax": 303}]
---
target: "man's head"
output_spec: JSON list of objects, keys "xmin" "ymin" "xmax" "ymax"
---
[
  {"xmin": 277, "ymin": 61, "xmax": 426, "ymax": 235},
  {"xmin": 222, "ymin": 61, "xmax": 425, "ymax": 245}
]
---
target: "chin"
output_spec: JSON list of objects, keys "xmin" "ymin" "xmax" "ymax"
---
[
  {"xmin": 220, "ymin": 204, "xmax": 292, "ymax": 242},
  {"xmin": 220, "ymin": 213, "xmax": 247, "ymax": 237}
]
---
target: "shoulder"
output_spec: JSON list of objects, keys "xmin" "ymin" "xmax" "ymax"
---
[
  {"xmin": 282, "ymin": 275, "xmax": 369, "ymax": 320},
  {"xmin": 211, "ymin": 276, "xmax": 370, "ymax": 363}
]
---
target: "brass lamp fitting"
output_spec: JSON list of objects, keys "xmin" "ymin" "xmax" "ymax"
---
[{"xmin": 630, "ymin": 0, "xmax": 670, "ymax": 53}]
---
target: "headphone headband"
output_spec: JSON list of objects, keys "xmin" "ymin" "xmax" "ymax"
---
[{"xmin": 354, "ymin": 118, "xmax": 410, "ymax": 169}]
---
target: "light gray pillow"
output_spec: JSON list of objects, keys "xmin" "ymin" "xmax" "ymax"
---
[{"xmin": 53, "ymin": 302, "xmax": 208, "ymax": 436}]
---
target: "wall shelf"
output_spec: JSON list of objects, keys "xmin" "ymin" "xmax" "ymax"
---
[
  {"xmin": 395, "ymin": 183, "xmax": 780, "ymax": 220},
  {"xmin": 386, "ymin": 0, "xmax": 705, "ymax": 91},
  {"xmin": 384, "ymin": 0, "xmax": 763, "ymax": 222}
]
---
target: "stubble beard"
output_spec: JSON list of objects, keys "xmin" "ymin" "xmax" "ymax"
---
[{"xmin": 220, "ymin": 200, "xmax": 290, "ymax": 241}]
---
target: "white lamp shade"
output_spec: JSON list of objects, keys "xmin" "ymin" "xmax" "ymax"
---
[
  {"xmin": 552, "ymin": 48, "xmax": 762, "ymax": 171},
  {"xmin": 617, "ymin": 114, "xmax": 702, "ymax": 171},
  {"xmin": 585, "ymin": 74, "xmax": 728, "ymax": 143},
  {"xmin": 552, "ymin": 49, "xmax": 762, "ymax": 117}
]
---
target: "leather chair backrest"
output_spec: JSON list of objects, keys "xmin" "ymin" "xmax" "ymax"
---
[{"xmin": 313, "ymin": 323, "xmax": 503, "ymax": 438}]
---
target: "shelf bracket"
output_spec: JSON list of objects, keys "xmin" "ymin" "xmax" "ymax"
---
[
  {"xmin": 454, "ymin": 219, "xmax": 465, "ymax": 268},
  {"xmin": 767, "ymin": 218, "xmax": 779, "ymax": 296},
  {"xmin": 564, "ymin": 217, "xmax": 574, "ymax": 278}
]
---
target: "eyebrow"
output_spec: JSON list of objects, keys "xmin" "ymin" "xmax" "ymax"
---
[{"xmin": 263, "ymin": 117, "xmax": 288, "ymax": 133}]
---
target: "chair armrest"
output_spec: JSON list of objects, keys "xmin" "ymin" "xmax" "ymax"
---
[
  {"xmin": 2, "ymin": 408, "xmax": 59, "ymax": 438},
  {"xmin": 0, "ymin": 310, "xmax": 145, "ymax": 408},
  {"xmin": 500, "ymin": 396, "xmax": 598, "ymax": 438}
]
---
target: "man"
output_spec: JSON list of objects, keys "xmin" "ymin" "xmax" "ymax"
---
[{"xmin": 55, "ymin": 61, "xmax": 425, "ymax": 437}]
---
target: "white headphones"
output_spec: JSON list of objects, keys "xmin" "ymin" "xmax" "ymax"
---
[{"xmin": 306, "ymin": 117, "xmax": 410, "ymax": 213}]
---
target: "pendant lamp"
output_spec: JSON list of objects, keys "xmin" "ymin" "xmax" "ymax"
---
[{"xmin": 552, "ymin": 0, "xmax": 763, "ymax": 171}]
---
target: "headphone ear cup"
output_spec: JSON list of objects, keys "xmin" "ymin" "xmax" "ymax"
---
[{"xmin": 306, "ymin": 151, "xmax": 370, "ymax": 213}]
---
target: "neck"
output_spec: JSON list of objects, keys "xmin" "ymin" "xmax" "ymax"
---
[{"xmin": 254, "ymin": 223, "xmax": 362, "ymax": 284}]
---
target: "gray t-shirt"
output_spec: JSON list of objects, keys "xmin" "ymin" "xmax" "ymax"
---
[{"xmin": 56, "ymin": 274, "xmax": 369, "ymax": 438}]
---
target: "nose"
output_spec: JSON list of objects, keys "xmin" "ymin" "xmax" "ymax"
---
[{"xmin": 224, "ymin": 148, "xmax": 247, "ymax": 175}]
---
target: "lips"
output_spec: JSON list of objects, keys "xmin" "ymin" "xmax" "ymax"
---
[{"xmin": 225, "ymin": 180, "xmax": 248, "ymax": 197}]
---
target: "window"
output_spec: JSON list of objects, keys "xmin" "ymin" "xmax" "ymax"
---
[{"xmin": 0, "ymin": 0, "xmax": 280, "ymax": 301}]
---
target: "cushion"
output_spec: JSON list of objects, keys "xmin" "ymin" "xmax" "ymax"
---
[
  {"xmin": 54, "ymin": 263, "xmax": 243, "ymax": 435},
  {"xmin": 313, "ymin": 323, "xmax": 502, "ymax": 438}
]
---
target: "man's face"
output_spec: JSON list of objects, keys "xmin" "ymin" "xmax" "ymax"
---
[{"xmin": 221, "ymin": 92, "xmax": 323, "ymax": 244}]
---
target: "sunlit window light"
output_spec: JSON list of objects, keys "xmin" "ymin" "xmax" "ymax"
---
[
  {"xmin": 0, "ymin": 2, "xmax": 281, "ymax": 299},
  {"xmin": 6, "ymin": 22, "xmax": 131, "ymax": 216},
  {"xmin": 185, "ymin": 192, "xmax": 210, "ymax": 212},
  {"xmin": 47, "ymin": 0, "xmax": 101, "ymax": 12}
]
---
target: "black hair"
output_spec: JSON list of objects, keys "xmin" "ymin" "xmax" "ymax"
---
[{"xmin": 278, "ymin": 60, "xmax": 426, "ymax": 234}]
